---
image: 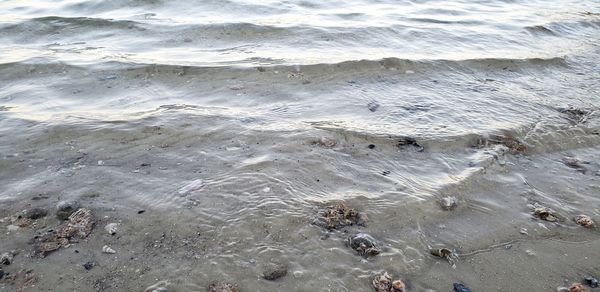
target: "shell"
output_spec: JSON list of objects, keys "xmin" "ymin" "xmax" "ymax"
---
[
  {"xmin": 372, "ymin": 272, "xmax": 392, "ymax": 292},
  {"xmin": 574, "ymin": 215, "xmax": 594, "ymax": 227},
  {"xmin": 178, "ymin": 179, "xmax": 204, "ymax": 196},
  {"xmin": 430, "ymin": 248, "xmax": 454, "ymax": 258},
  {"xmin": 392, "ymin": 279, "xmax": 406, "ymax": 291},
  {"xmin": 533, "ymin": 207, "xmax": 558, "ymax": 222},
  {"xmin": 102, "ymin": 245, "xmax": 116, "ymax": 254},
  {"xmin": 104, "ymin": 223, "xmax": 119, "ymax": 235}
]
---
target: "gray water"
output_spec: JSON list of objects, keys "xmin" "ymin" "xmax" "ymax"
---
[{"xmin": 1, "ymin": 1, "xmax": 600, "ymax": 291}]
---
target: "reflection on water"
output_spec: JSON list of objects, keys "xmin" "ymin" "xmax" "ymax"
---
[{"xmin": 0, "ymin": 0, "xmax": 599, "ymax": 291}]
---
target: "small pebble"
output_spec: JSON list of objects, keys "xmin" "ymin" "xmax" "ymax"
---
[
  {"xmin": 56, "ymin": 200, "xmax": 80, "ymax": 220},
  {"xmin": 440, "ymin": 196, "xmax": 458, "ymax": 211},
  {"xmin": 584, "ymin": 276, "xmax": 599, "ymax": 288},
  {"xmin": 137, "ymin": 210, "xmax": 146, "ymax": 214},
  {"xmin": 453, "ymin": 283, "xmax": 472, "ymax": 292},
  {"xmin": 368, "ymin": 144, "xmax": 376, "ymax": 149},
  {"xmin": 83, "ymin": 261, "xmax": 95, "ymax": 270},
  {"xmin": 367, "ymin": 101, "xmax": 380, "ymax": 112}
]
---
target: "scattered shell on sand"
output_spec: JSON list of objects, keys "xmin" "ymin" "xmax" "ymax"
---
[
  {"xmin": 372, "ymin": 272, "xmax": 406, "ymax": 292},
  {"xmin": 102, "ymin": 245, "xmax": 116, "ymax": 254},
  {"xmin": 105, "ymin": 223, "xmax": 119, "ymax": 235},
  {"xmin": 33, "ymin": 208, "xmax": 95, "ymax": 257},
  {"xmin": 313, "ymin": 203, "xmax": 368, "ymax": 230},
  {"xmin": 574, "ymin": 215, "xmax": 594, "ymax": 227}
]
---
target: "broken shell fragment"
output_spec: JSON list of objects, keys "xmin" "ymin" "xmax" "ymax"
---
[
  {"xmin": 574, "ymin": 215, "xmax": 594, "ymax": 228},
  {"xmin": 317, "ymin": 137, "xmax": 337, "ymax": 147},
  {"xmin": 392, "ymin": 280, "xmax": 406, "ymax": 291},
  {"xmin": 533, "ymin": 207, "xmax": 558, "ymax": 222},
  {"xmin": 102, "ymin": 245, "xmax": 116, "ymax": 254}
]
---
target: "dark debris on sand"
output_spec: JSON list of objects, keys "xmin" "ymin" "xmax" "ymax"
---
[{"xmin": 208, "ymin": 282, "xmax": 238, "ymax": 292}]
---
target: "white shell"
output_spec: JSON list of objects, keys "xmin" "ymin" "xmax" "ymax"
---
[
  {"xmin": 102, "ymin": 245, "xmax": 116, "ymax": 254},
  {"xmin": 105, "ymin": 223, "xmax": 119, "ymax": 235},
  {"xmin": 178, "ymin": 179, "xmax": 204, "ymax": 196}
]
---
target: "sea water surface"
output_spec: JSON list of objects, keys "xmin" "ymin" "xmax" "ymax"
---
[{"xmin": 1, "ymin": 0, "xmax": 600, "ymax": 291}]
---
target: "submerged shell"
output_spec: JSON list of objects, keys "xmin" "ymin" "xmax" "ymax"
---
[
  {"xmin": 372, "ymin": 272, "xmax": 392, "ymax": 292},
  {"xmin": 102, "ymin": 245, "xmax": 116, "ymax": 254},
  {"xmin": 104, "ymin": 223, "xmax": 119, "ymax": 235},
  {"xmin": 574, "ymin": 215, "xmax": 594, "ymax": 227},
  {"xmin": 533, "ymin": 207, "xmax": 558, "ymax": 222},
  {"xmin": 430, "ymin": 248, "xmax": 454, "ymax": 258}
]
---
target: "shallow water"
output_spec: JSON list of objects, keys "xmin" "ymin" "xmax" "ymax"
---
[{"xmin": 1, "ymin": 0, "xmax": 600, "ymax": 291}]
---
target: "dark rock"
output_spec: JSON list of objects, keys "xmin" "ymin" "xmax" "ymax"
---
[
  {"xmin": 453, "ymin": 283, "xmax": 472, "ymax": 292},
  {"xmin": 262, "ymin": 263, "xmax": 287, "ymax": 281},
  {"xmin": 137, "ymin": 210, "xmax": 146, "ymax": 214},
  {"xmin": 585, "ymin": 276, "xmax": 599, "ymax": 288},
  {"xmin": 397, "ymin": 137, "xmax": 424, "ymax": 152},
  {"xmin": 83, "ymin": 261, "xmax": 95, "ymax": 270},
  {"xmin": 23, "ymin": 208, "xmax": 47, "ymax": 219},
  {"xmin": 313, "ymin": 203, "xmax": 368, "ymax": 230},
  {"xmin": 346, "ymin": 233, "xmax": 381, "ymax": 257},
  {"xmin": 368, "ymin": 144, "xmax": 376, "ymax": 149},
  {"xmin": 208, "ymin": 282, "xmax": 237, "ymax": 292},
  {"xmin": 56, "ymin": 200, "xmax": 80, "ymax": 220}
]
